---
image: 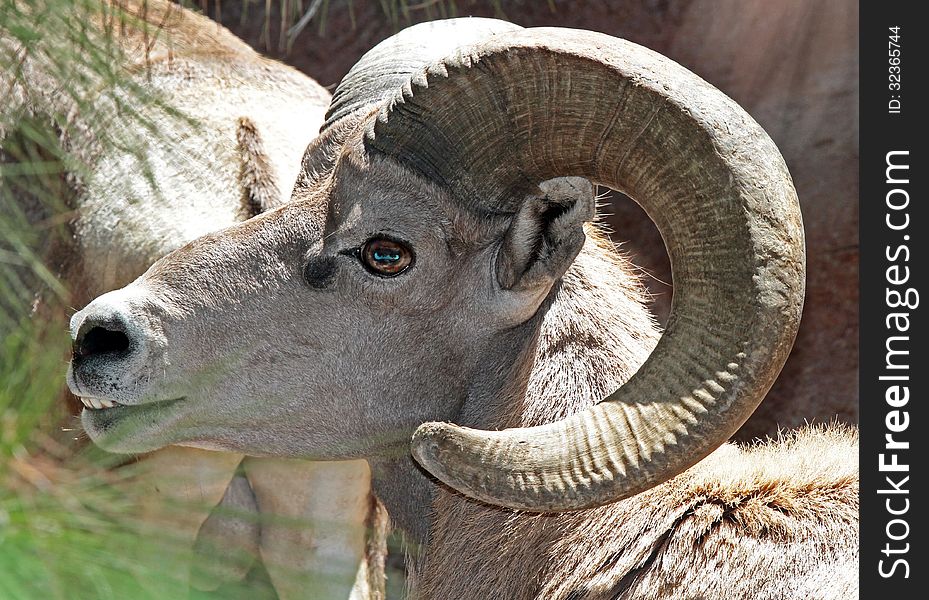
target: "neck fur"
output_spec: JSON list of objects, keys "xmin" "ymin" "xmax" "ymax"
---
[{"xmin": 370, "ymin": 225, "xmax": 662, "ymax": 594}]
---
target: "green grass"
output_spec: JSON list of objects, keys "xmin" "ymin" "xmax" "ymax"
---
[{"xmin": 0, "ymin": 1, "xmax": 273, "ymax": 596}]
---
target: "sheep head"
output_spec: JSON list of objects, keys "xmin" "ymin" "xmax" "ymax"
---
[{"xmin": 67, "ymin": 20, "xmax": 804, "ymax": 512}]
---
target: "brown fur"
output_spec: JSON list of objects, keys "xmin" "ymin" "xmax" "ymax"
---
[
  {"xmin": 236, "ymin": 116, "xmax": 281, "ymax": 219},
  {"xmin": 422, "ymin": 427, "xmax": 857, "ymax": 599}
]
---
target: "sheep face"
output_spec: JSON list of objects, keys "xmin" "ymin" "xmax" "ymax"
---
[{"xmin": 68, "ymin": 139, "xmax": 588, "ymax": 459}]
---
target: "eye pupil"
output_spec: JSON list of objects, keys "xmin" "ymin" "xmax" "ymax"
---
[
  {"xmin": 361, "ymin": 237, "xmax": 413, "ymax": 276},
  {"xmin": 373, "ymin": 250, "xmax": 399, "ymax": 263}
]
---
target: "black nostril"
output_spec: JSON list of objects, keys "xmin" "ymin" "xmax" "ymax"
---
[{"xmin": 74, "ymin": 319, "xmax": 131, "ymax": 360}]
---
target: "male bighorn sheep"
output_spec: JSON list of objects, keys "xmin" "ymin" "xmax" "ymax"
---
[
  {"xmin": 2, "ymin": 1, "xmax": 379, "ymax": 597},
  {"xmin": 66, "ymin": 17, "xmax": 859, "ymax": 599}
]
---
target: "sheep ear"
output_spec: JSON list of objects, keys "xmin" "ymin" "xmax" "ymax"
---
[
  {"xmin": 236, "ymin": 117, "xmax": 281, "ymax": 219},
  {"xmin": 496, "ymin": 177, "xmax": 595, "ymax": 292}
]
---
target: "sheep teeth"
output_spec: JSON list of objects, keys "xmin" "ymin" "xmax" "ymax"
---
[{"xmin": 80, "ymin": 397, "xmax": 117, "ymax": 410}]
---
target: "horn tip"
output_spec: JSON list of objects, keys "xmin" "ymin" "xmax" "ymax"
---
[{"xmin": 410, "ymin": 421, "xmax": 452, "ymax": 469}]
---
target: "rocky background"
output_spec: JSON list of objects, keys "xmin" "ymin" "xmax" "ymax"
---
[{"xmin": 207, "ymin": 0, "xmax": 858, "ymax": 440}]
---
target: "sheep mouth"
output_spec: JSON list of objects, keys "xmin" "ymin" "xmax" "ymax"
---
[
  {"xmin": 78, "ymin": 394, "xmax": 184, "ymax": 412},
  {"xmin": 79, "ymin": 396, "xmax": 121, "ymax": 410},
  {"xmin": 80, "ymin": 396, "xmax": 188, "ymax": 453}
]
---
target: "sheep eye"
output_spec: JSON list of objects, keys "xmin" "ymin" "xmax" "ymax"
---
[{"xmin": 360, "ymin": 237, "xmax": 414, "ymax": 276}]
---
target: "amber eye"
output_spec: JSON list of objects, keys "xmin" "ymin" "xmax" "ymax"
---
[{"xmin": 360, "ymin": 237, "xmax": 414, "ymax": 276}]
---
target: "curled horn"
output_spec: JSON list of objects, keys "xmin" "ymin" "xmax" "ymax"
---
[
  {"xmin": 322, "ymin": 18, "xmax": 522, "ymax": 131},
  {"xmin": 366, "ymin": 29, "xmax": 805, "ymax": 511}
]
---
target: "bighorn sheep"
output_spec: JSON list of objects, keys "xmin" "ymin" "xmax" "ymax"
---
[
  {"xmin": 66, "ymin": 17, "xmax": 859, "ymax": 598},
  {"xmin": 2, "ymin": 1, "xmax": 378, "ymax": 597}
]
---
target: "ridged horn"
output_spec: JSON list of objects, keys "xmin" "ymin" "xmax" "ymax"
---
[
  {"xmin": 365, "ymin": 28, "xmax": 805, "ymax": 512},
  {"xmin": 322, "ymin": 18, "xmax": 521, "ymax": 131}
]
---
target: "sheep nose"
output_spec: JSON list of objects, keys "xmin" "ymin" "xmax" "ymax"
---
[
  {"xmin": 72, "ymin": 315, "xmax": 132, "ymax": 361},
  {"xmin": 69, "ymin": 291, "xmax": 151, "ymax": 369},
  {"xmin": 67, "ymin": 289, "xmax": 164, "ymax": 402}
]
